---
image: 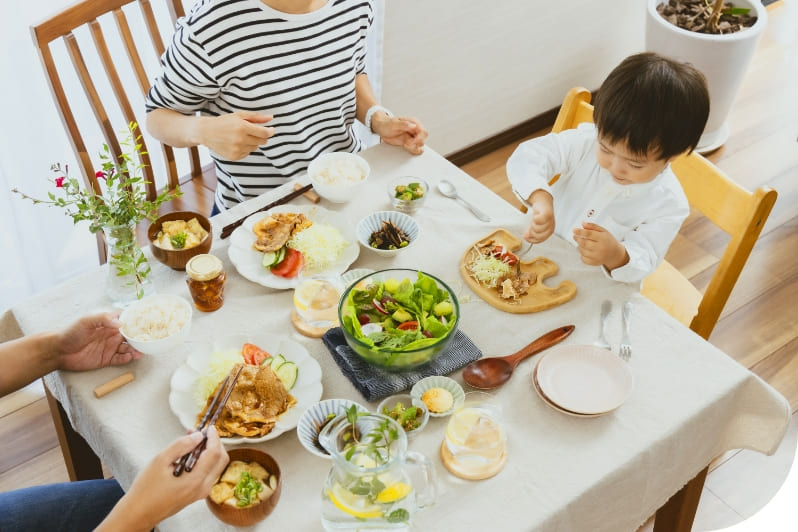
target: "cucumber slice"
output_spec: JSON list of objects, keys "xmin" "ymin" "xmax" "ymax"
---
[
  {"xmin": 275, "ymin": 361, "xmax": 298, "ymax": 390},
  {"xmin": 261, "ymin": 250, "xmax": 279, "ymax": 268},
  {"xmin": 269, "ymin": 354, "xmax": 286, "ymax": 371},
  {"xmin": 262, "ymin": 247, "xmax": 285, "ymax": 269}
]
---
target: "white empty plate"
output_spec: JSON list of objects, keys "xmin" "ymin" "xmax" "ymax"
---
[{"xmin": 536, "ymin": 345, "xmax": 634, "ymax": 415}]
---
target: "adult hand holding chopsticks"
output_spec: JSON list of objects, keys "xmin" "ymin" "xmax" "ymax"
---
[{"xmin": 96, "ymin": 427, "xmax": 229, "ymax": 532}]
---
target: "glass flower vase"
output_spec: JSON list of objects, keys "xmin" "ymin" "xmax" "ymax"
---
[{"xmin": 104, "ymin": 223, "xmax": 154, "ymax": 307}]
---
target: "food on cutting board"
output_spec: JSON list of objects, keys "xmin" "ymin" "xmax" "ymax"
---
[{"xmin": 465, "ymin": 239, "xmax": 536, "ymax": 300}]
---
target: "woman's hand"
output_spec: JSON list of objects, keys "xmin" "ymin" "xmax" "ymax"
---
[
  {"xmin": 194, "ymin": 112, "xmax": 275, "ymax": 160},
  {"xmin": 97, "ymin": 427, "xmax": 229, "ymax": 532},
  {"xmin": 371, "ymin": 114, "xmax": 428, "ymax": 155},
  {"xmin": 572, "ymin": 222, "xmax": 629, "ymax": 271}
]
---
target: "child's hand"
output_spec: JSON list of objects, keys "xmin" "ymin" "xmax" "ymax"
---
[
  {"xmin": 523, "ymin": 192, "xmax": 555, "ymax": 243},
  {"xmin": 572, "ymin": 222, "xmax": 629, "ymax": 271}
]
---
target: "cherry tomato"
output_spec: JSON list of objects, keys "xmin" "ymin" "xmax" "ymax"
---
[
  {"xmin": 397, "ymin": 321, "xmax": 419, "ymax": 331},
  {"xmin": 242, "ymin": 342, "xmax": 270, "ymax": 365},
  {"xmin": 270, "ymin": 248, "xmax": 304, "ymax": 278},
  {"xmin": 490, "ymin": 245, "xmax": 518, "ymax": 265}
]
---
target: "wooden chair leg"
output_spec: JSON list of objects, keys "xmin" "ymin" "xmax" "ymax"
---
[
  {"xmin": 653, "ymin": 466, "xmax": 709, "ymax": 532},
  {"xmin": 43, "ymin": 380, "xmax": 103, "ymax": 481}
]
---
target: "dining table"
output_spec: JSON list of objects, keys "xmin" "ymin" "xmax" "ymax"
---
[{"xmin": 10, "ymin": 143, "xmax": 790, "ymax": 531}]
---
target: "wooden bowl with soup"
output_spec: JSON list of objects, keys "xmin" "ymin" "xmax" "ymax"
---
[
  {"xmin": 206, "ymin": 448, "xmax": 282, "ymax": 527},
  {"xmin": 147, "ymin": 211, "xmax": 212, "ymax": 270}
]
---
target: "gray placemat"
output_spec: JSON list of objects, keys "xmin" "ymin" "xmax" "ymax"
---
[{"xmin": 321, "ymin": 327, "xmax": 482, "ymax": 401}]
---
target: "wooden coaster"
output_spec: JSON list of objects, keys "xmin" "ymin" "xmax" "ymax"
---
[
  {"xmin": 440, "ymin": 440, "xmax": 507, "ymax": 480},
  {"xmin": 291, "ymin": 309, "xmax": 336, "ymax": 338}
]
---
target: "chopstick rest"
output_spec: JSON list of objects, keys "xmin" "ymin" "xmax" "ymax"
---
[
  {"xmin": 173, "ymin": 364, "xmax": 243, "ymax": 476},
  {"xmin": 293, "ymin": 182, "xmax": 320, "ymax": 203},
  {"xmin": 93, "ymin": 372, "xmax": 134, "ymax": 398}
]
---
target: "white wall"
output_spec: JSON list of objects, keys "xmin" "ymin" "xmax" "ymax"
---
[{"xmin": 381, "ymin": 0, "xmax": 647, "ymax": 156}]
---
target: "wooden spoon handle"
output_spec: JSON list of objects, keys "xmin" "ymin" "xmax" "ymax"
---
[{"xmin": 505, "ymin": 325, "xmax": 575, "ymax": 368}]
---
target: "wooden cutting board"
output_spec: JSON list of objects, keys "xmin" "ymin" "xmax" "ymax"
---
[{"xmin": 459, "ymin": 229, "xmax": 577, "ymax": 314}]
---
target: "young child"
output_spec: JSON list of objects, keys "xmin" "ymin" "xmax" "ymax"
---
[{"xmin": 506, "ymin": 52, "xmax": 710, "ymax": 283}]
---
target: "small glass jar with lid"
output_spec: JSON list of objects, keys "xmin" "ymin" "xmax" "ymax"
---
[{"xmin": 185, "ymin": 254, "xmax": 226, "ymax": 312}]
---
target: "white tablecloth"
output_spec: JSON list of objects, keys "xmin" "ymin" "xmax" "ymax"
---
[{"xmin": 13, "ymin": 144, "xmax": 789, "ymax": 531}]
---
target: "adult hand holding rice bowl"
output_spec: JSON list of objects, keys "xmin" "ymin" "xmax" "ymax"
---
[
  {"xmin": 307, "ymin": 152, "xmax": 370, "ymax": 203},
  {"xmin": 120, "ymin": 294, "xmax": 192, "ymax": 356}
]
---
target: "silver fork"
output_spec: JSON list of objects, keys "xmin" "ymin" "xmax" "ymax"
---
[
  {"xmin": 619, "ymin": 301, "xmax": 632, "ymax": 361},
  {"xmin": 594, "ymin": 300, "xmax": 612, "ymax": 350},
  {"xmin": 516, "ymin": 242, "xmax": 533, "ymax": 278}
]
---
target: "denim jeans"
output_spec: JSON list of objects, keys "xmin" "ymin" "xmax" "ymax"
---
[{"xmin": 0, "ymin": 478, "xmax": 123, "ymax": 532}]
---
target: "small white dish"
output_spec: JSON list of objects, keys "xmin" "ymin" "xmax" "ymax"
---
[
  {"xmin": 535, "ymin": 345, "xmax": 634, "ymax": 415},
  {"xmin": 356, "ymin": 211, "xmax": 420, "ymax": 258},
  {"xmin": 411, "ymin": 376, "xmax": 465, "ymax": 417},
  {"xmin": 119, "ymin": 294, "xmax": 192, "ymax": 356},
  {"xmin": 377, "ymin": 393, "xmax": 429, "ymax": 438},
  {"xmin": 340, "ymin": 268, "xmax": 375, "ymax": 290},
  {"xmin": 296, "ymin": 399, "xmax": 368, "ymax": 458}
]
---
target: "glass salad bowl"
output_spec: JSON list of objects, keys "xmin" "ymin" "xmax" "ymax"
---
[{"xmin": 337, "ymin": 269, "xmax": 459, "ymax": 371}]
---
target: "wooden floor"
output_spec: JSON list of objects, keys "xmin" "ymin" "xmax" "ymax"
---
[{"xmin": 1, "ymin": 2, "xmax": 796, "ymax": 531}]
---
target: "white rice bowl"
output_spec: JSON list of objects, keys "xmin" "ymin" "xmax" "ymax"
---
[{"xmin": 120, "ymin": 294, "xmax": 192, "ymax": 356}]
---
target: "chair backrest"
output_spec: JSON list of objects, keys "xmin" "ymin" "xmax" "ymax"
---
[
  {"xmin": 30, "ymin": 0, "xmax": 210, "ymax": 261},
  {"xmin": 549, "ymin": 86, "xmax": 777, "ymax": 339}
]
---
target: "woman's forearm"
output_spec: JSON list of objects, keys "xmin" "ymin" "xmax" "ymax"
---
[{"xmin": 145, "ymin": 108, "xmax": 208, "ymax": 148}]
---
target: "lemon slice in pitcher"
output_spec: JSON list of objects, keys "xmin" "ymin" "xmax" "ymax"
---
[
  {"xmin": 328, "ymin": 482, "xmax": 382, "ymax": 519},
  {"xmin": 376, "ymin": 482, "xmax": 411, "ymax": 504}
]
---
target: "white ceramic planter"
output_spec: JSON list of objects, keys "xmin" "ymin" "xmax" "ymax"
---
[{"xmin": 645, "ymin": 0, "xmax": 767, "ymax": 152}]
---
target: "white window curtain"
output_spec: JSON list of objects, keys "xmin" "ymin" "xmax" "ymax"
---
[{"xmin": 0, "ymin": 0, "xmax": 386, "ymax": 314}]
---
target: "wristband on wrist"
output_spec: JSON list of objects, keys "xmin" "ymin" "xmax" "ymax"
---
[{"xmin": 365, "ymin": 105, "xmax": 393, "ymax": 133}]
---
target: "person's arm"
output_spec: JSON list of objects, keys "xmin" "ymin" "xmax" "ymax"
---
[
  {"xmin": 354, "ymin": 73, "xmax": 427, "ymax": 155},
  {"xmin": 145, "ymin": 109, "xmax": 275, "ymax": 161},
  {"xmin": 95, "ymin": 427, "xmax": 229, "ymax": 532},
  {"xmin": 0, "ymin": 312, "xmax": 141, "ymax": 398}
]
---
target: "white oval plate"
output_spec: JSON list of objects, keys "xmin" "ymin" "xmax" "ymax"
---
[
  {"xmin": 227, "ymin": 205, "xmax": 359, "ymax": 290},
  {"xmin": 169, "ymin": 332, "xmax": 323, "ymax": 444},
  {"xmin": 536, "ymin": 345, "xmax": 633, "ymax": 415}
]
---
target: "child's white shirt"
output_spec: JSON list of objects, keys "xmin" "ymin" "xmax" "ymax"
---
[{"xmin": 506, "ymin": 123, "xmax": 689, "ymax": 283}]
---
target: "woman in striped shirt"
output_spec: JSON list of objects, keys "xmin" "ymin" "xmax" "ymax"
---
[{"xmin": 146, "ymin": 0, "xmax": 427, "ymax": 212}]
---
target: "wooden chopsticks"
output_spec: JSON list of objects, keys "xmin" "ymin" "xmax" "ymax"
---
[
  {"xmin": 219, "ymin": 183, "xmax": 313, "ymax": 239},
  {"xmin": 173, "ymin": 364, "xmax": 244, "ymax": 476}
]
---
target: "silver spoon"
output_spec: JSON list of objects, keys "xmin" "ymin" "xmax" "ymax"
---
[{"xmin": 437, "ymin": 180, "xmax": 491, "ymax": 222}]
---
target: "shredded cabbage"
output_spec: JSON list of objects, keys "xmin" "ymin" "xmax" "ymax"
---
[
  {"xmin": 288, "ymin": 223, "xmax": 348, "ymax": 273},
  {"xmin": 466, "ymin": 251, "xmax": 511, "ymax": 287},
  {"xmin": 194, "ymin": 348, "xmax": 241, "ymax": 407}
]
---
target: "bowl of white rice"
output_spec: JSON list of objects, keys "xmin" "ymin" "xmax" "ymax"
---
[
  {"xmin": 307, "ymin": 152, "xmax": 370, "ymax": 203},
  {"xmin": 119, "ymin": 294, "xmax": 192, "ymax": 356}
]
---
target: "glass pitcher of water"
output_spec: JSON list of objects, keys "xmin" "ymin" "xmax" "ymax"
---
[{"xmin": 319, "ymin": 412, "xmax": 436, "ymax": 530}]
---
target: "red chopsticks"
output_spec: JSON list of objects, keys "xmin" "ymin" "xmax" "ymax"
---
[{"xmin": 173, "ymin": 364, "xmax": 244, "ymax": 476}]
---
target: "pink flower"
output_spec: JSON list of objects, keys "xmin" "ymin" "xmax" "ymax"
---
[
  {"xmin": 95, "ymin": 170, "xmax": 107, "ymax": 180},
  {"xmin": 55, "ymin": 177, "xmax": 65, "ymax": 188}
]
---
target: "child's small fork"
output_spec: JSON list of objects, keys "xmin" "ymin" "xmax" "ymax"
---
[{"xmin": 619, "ymin": 301, "xmax": 632, "ymax": 361}]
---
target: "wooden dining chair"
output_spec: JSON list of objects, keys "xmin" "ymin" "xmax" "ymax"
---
[
  {"xmin": 537, "ymin": 86, "xmax": 778, "ymax": 340},
  {"xmin": 29, "ymin": 0, "xmax": 216, "ymax": 482},
  {"xmin": 31, "ymin": 0, "xmax": 216, "ymax": 264}
]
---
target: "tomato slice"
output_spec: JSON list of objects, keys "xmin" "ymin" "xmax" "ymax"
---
[
  {"xmin": 270, "ymin": 248, "xmax": 304, "ymax": 278},
  {"xmin": 397, "ymin": 320, "xmax": 419, "ymax": 331},
  {"xmin": 241, "ymin": 342, "xmax": 271, "ymax": 366}
]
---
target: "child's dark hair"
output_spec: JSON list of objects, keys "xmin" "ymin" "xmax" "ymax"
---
[{"xmin": 593, "ymin": 52, "xmax": 709, "ymax": 160}]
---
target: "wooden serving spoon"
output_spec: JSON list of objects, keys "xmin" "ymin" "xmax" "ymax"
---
[{"xmin": 462, "ymin": 325, "xmax": 575, "ymax": 390}]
